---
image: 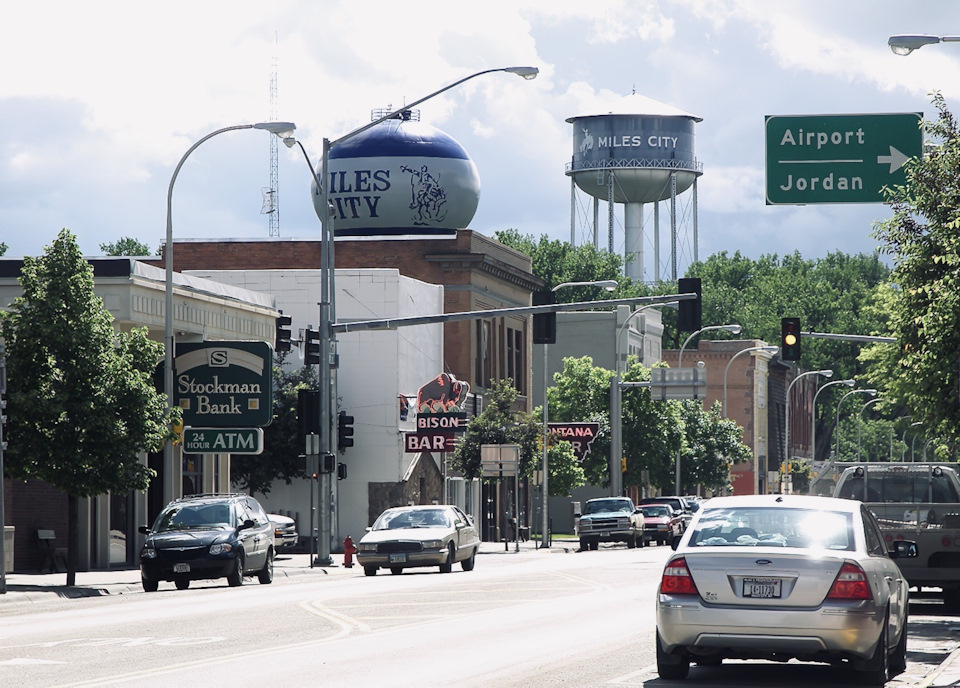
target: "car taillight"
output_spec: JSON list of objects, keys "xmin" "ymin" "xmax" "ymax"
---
[
  {"xmin": 827, "ymin": 561, "xmax": 873, "ymax": 601},
  {"xmin": 661, "ymin": 556, "xmax": 699, "ymax": 595}
]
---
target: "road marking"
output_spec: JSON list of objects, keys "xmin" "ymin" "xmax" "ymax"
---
[
  {"xmin": 608, "ymin": 663, "xmax": 658, "ymax": 683},
  {"xmin": 1, "ymin": 658, "xmax": 68, "ymax": 665}
]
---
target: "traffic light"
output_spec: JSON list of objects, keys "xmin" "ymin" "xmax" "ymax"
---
[
  {"xmin": 337, "ymin": 462, "xmax": 348, "ymax": 480},
  {"xmin": 297, "ymin": 389, "xmax": 320, "ymax": 438},
  {"xmin": 781, "ymin": 317, "xmax": 802, "ymax": 361},
  {"xmin": 274, "ymin": 311, "xmax": 292, "ymax": 353},
  {"xmin": 337, "ymin": 410, "xmax": 355, "ymax": 452},
  {"xmin": 621, "ymin": 457, "xmax": 627, "ymax": 473},
  {"xmin": 304, "ymin": 327, "xmax": 321, "ymax": 365},
  {"xmin": 532, "ymin": 290, "xmax": 556, "ymax": 345},
  {"xmin": 677, "ymin": 278, "xmax": 702, "ymax": 332}
]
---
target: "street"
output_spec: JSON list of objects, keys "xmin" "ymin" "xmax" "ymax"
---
[{"xmin": 1, "ymin": 544, "xmax": 958, "ymax": 687}]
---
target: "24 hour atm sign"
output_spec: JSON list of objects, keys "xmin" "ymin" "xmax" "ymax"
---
[{"xmin": 765, "ymin": 113, "xmax": 922, "ymax": 205}]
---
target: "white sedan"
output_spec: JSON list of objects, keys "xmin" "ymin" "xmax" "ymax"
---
[
  {"xmin": 656, "ymin": 494, "xmax": 916, "ymax": 685},
  {"xmin": 357, "ymin": 504, "xmax": 480, "ymax": 576}
]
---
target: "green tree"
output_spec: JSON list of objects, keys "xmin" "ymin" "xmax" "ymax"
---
[
  {"xmin": 676, "ymin": 400, "xmax": 751, "ymax": 493},
  {"xmin": 865, "ymin": 93, "xmax": 960, "ymax": 453},
  {"xmin": 1, "ymin": 229, "xmax": 172, "ymax": 584},
  {"xmin": 691, "ymin": 250, "xmax": 892, "ymax": 459},
  {"xmin": 452, "ymin": 380, "xmax": 584, "ymax": 496},
  {"xmin": 0, "ymin": 242, "xmax": 6, "ymax": 256},
  {"xmin": 231, "ymin": 353, "xmax": 316, "ymax": 496},
  {"xmin": 99, "ymin": 237, "xmax": 157, "ymax": 256}
]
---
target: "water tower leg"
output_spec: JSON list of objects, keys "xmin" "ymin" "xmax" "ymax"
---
[
  {"xmin": 570, "ymin": 177, "xmax": 576, "ymax": 246},
  {"xmin": 693, "ymin": 177, "xmax": 699, "ymax": 264},
  {"xmin": 593, "ymin": 197, "xmax": 600, "ymax": 249},
  {"xmin": 625, "ymin": 203, "xmax": 644, "ymax": 282},
  {"xmin": 670, "ymin": 172, "xmax": 678, "ymax": 281},
  {"xmin": 607, "ymin": 172, "xmax": 615, "ymax": 253},
  {"xmin": 654, "ymin": 202, "xmax": 661, "ymax": 283}
]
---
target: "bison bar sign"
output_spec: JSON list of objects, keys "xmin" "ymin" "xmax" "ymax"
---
[{"xmin": 404, "ymin": 432, "xmax": 455, "ymax": 453}]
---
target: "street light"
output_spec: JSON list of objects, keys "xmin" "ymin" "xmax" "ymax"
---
[
  {"xmin": 782, "ymin": 370, "xmax": 833, "ymax": 478},
  {"xmin": 902, "ymin": 421, "xmax": 923, "ymax": 461},
  {"xmin": 812, "ymin": 378, "xmax": 854, "ymax": 462},
  {"xmin": 676, "ymin": 323, "xmax": 741, "ymax": 495},
  {"xmin": 304, "ymin": 67, "xmax": 539, "ymax": 562},
  {"xmin": 543, "ymin": 279, "xmax": 616, "ymax": 544},
  {"xmin": 889, "ymin": 34, "xmax": 960, "ymax": 55},
  {"xmin": 835, "ymin": 388, "xmax": 877, "ymax": 461},
  {"xmin": 857, "ymin": 396, "xmax": 884, "ymax": 461},
  {"xmin": 610, "ymin": 301, "xmax": 678, "ymax": 501},
  {"xmin": 722, "ymin": 345, "xmax": 779, "ymax": 418},
  {"xmin": 163, "ymin": 120, "xmax": 296, "ymax": 505}
]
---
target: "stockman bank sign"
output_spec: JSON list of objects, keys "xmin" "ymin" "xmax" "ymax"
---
[{"xmin": 175, "ymin": 342, "xmax": 273, "ymax": 428}]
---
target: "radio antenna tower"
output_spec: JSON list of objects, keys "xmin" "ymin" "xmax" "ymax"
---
[{"xmin": 262, "ymin": 38, "xmax": 280, "ymax": 236}]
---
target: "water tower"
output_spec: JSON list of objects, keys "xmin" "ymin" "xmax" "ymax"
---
[
  {"xmin": 313, "ymin": 110, "xmax": 481, "ymax": 237},
  {"xmin": 566, "ymin": 94, "xmax": 703, "ymax": 282}
]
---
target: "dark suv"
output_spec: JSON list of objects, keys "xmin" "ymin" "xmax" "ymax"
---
[{"xmin": 139, "ymin": 493, "xmax": 275, "ymax": 592}]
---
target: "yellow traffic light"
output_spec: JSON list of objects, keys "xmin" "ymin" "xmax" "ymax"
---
[{"xmin": 621, "ymin": 457, "xmax": 627, "ymax": 473}]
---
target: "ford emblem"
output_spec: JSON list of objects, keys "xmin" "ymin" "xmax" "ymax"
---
[{"xmin": 755, "ymin": 559, "xmax": 773, "ymax": 566}]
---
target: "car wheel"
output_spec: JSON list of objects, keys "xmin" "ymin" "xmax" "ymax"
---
[
  {"xmin": 579, "ymin": 538, "xmax": 590, "ymax": 551},
  {"xmin": 440, "ymin": 544, "xmax": 455, "ymax": 573},
  {"xmin": 461, "ymin": 548, "xmax": 476, "ymax": 571},
  {"xmin": 890, "ymin": 608, "xmax": 908, "ymax": 677},
  {"xmin": 175, "ymin": 578, "xmax": 190, "ymax": 590},
  {"xmin": 227, "ymin": 553, "xmax": 244, "ymax": 587},
  {"xmin": 363, "ymin": 565, "xmax": 377, "ymax": 576},
  {"xmin": 656, "ymin": 630, "xmax": 689, "ymax": 680},
  {"xmin": 590, "ymin": 540, "xmax": 599, "ymax": 551},
  {"xmin": 857, "ymin": 614, "xmax": 889, "ymax": 686},
  {"xmin": 257, "ymin": 548, "xmax": 274, "ymax": 584},
  {"xmin": 142, "ymin": 577, "xmax": 159, "ymax": 593},
  {"xmin": 390, "ymin": 567, "xmax": 403, "ymax": 575}
]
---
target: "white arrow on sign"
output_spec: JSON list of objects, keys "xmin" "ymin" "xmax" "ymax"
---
[{"xmin": 877, "ymin": 146, "xmax": 910, "ymax": 174}]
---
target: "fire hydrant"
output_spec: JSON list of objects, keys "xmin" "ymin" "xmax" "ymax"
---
[{"xmin": 343, "ymin": 535, "xmax": 357, "ymax": 568}]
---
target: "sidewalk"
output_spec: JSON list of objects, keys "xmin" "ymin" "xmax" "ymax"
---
[{"xmin": 0, "ymin": 536, "xmax": 574, "ymax": 604}]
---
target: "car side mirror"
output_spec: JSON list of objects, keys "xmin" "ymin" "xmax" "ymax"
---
[
  {"xmin": 237, "ymin": 519, "xmax": 255, "ymax": 531},
  {"xmin": 138, "ymin": 525, "xmax": 151, "ymax": 535},
  {"xmin": 890, "ymin": 540, "xmax": 918, "ymax": 559}
]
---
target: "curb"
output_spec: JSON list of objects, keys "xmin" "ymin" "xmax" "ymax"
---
[{"xmin": 919, "ymin": 646, "xmax": 960, "ymax": 688}]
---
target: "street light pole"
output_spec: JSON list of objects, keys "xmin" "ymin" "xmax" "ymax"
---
[
  {"xmin": 782, "ymin": 369, "xmax": 832, "ymax": 491},
  {"xmin": 543, "ymin": 280, "xmax": 616, "ymax": 542},
  {"xmin": 902, "ymin": 421, "xmax": 923, "ymax": 461},
  {"xmin": 306, "ymin": 67, "xmax": 538, "ymax": 561},
  {"xmin": 676, "ymin": 323, "xmax": 741, "ymax": 495},
  {"xmin": 857, "ymin": 396, "xmax": 884, "ymax": 461},
  {"xmin": 812, "ymin": 378, "xmax": 854, "ymax": 462},
  {"xmin": 163, "ymin": 120, "xmax": 295, "ymax": 505},
  {"xmin": 835, "ymin": 388, "xmax": 877, "ymax": 461},
  {"xmin": 722, "ymin": 345, "xmax": 779, "ymax": 418},
  {"xmin": 610, "ymin": 301, "xmax": 677, "ymax": 500}
]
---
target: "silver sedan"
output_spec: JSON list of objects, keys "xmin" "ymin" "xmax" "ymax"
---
[
  {"xmin": 655, "ymin": 494, "xmax": 916, "ymax": 685},
  {"xmin": 357, "ymin": 504, "xmax": 480, "ymax": 576}
]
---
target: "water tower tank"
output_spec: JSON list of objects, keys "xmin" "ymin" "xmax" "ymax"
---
[
  {"xmin": 566, "ymin": 94, "xmax": 702, "ymax": 202},
  {"xmin": 566, "ymin": 94, "xmax": 703, "ymax": 281},
  {"xmin": 313, "ymin": 111, "xmax": 481, "ymax": 237}
]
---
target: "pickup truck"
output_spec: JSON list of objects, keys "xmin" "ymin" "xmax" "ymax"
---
[
  {"xmin": 637, "ymin": 496, "xmax": 693, "ymax": 533},
  {"xmin": 577, "ymin": 497, "xmax": 644, "ymax": 551},
  {"xmin": 833, "ymin": 462, "xmax": 960, "ymax": 611}
]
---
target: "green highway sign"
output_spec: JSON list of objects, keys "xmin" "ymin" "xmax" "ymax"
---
[
  {"xmin": 765, "ymin": 113, "xmax": 922, "ymax": 205},
  {"xmin": 183, "ymin": 427, "xmax": 263, "ymax": 455}
]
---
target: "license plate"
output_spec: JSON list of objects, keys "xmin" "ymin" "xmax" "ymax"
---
[
  {"xmin": 388, "ymin": 553, "xmax": 407, "ymax": 564},
  {"xmin": 173, "ymin": 563, "xmax": 190, "ymax": 573},
  {"xmin": 743, "ymin": 577, "xmax": 781, "ymax": 598}
]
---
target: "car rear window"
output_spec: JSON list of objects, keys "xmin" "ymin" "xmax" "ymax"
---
[
  {"xmin": 688, "ymin": 507, "xmax": 854, "ymax": 550},
  {"xmin": 836, "ymin": 469, "xmax": 960, "ymax": 502}
]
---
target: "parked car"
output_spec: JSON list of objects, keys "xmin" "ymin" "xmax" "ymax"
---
[
  {"xmin": 638, "ymin": 496, "xmax": 693, "ymax": 532},
  {"xmin": 639, "ymin": 503, "xmax": 683, "ymax": 546},
  {"xmin": 139, "ymin": 493, "xmax": 275, "ymax": 592},
  {"xmin": 577, "ymin": 497, "xmax": 644, "ymax": 550},
  {"xmin": 655, "ymin": 494, "xmax": 917, "ymax": 685},
  {"xmin": 356, "ymin": 504, "xmax": 480, "ymax": 576},
  {"xmin": 268, "ymin": 513, "xmax": 298, "ymax": 551}
]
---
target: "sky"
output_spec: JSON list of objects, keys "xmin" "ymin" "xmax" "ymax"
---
[{"xmin": 2, "ymin": 1, "xmax": 959, "ymax": 280}]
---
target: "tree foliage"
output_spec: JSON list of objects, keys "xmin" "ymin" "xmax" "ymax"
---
[
  {"xmin": 99, "ymin": 236, "xmax": 157, "ymax": 256},
  {"xmin": 864, "ymin": 93, "xmax": 960, "ymax": 454},
  {"xmin": 231, "ymin": 354, "xmax": 316, "ymax": 496},
  {"xmin": 1, "ymin": 229, "xmax": 170, "ymax": 494},
  {"xmin": 452, "ymin": 379, "xmax": 585, "ymax": 496}
]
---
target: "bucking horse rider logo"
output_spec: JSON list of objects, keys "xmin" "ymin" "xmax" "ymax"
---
[{"xmin": 400, "ymin": 164, "xmax": 448, "ymax": 226}]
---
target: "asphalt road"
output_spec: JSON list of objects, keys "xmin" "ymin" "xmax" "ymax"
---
[{"xmin": 1, "ymin": 543, "xmax": 957, "ymax": 687}]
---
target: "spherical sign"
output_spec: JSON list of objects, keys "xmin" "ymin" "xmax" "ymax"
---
[{"xmin": 312, "ymin": 118, "xmax": 481, "ymax": 236}]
